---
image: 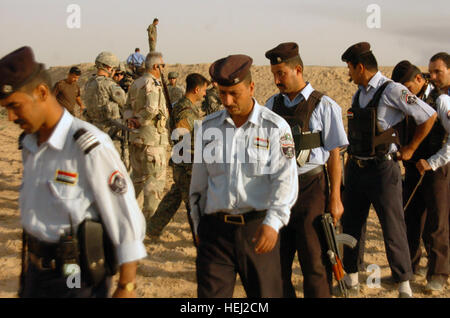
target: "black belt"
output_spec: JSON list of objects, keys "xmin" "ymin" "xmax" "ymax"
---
[
  {"xmin": 299, "ymin": 165, "xmax": 324, "ymax": 179},
  {"xmin": 349, "ymin": 154, "xmax": 394, "ymax": 168},
  {"xmin": 206, "ymin": 210, "xmax": 267, "ymax": 225},
  {"xmin": 26, "ymin": 234, "xmax": 60, "ymax": 271}
]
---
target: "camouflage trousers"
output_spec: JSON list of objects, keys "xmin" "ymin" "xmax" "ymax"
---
[
  {"xmin": 147, "ymin": 164, "xmax": 194, "ymax": 239},
  {"xmin": 149, "ymin": 40, "xmax": 156, "ymax": 52},
  {"xmin": 129, "ymin": 143, "xmax": 167, "ymax": 223}
]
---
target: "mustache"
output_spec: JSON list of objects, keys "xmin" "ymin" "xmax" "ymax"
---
[
  {"xmin": 276, "ymin": 84, "xmax": 285, "ymax": 89},
  {"xmin": 348, "ymin": 77, "xmax": 353, "ymax": 83}
]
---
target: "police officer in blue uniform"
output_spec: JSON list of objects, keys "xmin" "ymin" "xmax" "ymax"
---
[
  {"xmin": 189, "ymin": 54, "xmax": 299, "ymax": 297},
  {"xmin": 0, "ymin": 47, "xmax": 147, "ymax": 298},
  {"xmin": 392, "ymin": 60, "xmax": 450, "ymax": 292},
  {"xmin": 339, "ymin": 42, "xmax": 437, "ymax": 298},
  {"xmin": 265, "ymin": 42, "xmax": 349, "ymax": 298}
]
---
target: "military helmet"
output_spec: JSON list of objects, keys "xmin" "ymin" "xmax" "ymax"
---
[
  {"xmin": 116, "ymin": 62, "xmax": 127, "ymax": 74},
  {"xmin": 95, "ymin": 51, "xmax": 120, "ymax": 69}
]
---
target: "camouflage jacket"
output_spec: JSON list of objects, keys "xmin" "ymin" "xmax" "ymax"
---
[
  {"xmin": 147, "ymin": 24, "xmax": 157, "ymax": 41},
  {"xmin": 83, "ymin": 75, "xmax": 126, "ymax": 125},
  {"xmin": 125, "ymin": 73, "xmax": 169, "ymax": 146},
  {"xmin": 171, "ymin": 96, "xmax": 203, "ymax": 167},
  {"xmin": 167, "ymin": 85, "xmax": 184, "ymax": 105},
  {"xmin": 201, "ymin": 86, "xmax": 223, "ymax": 115}
]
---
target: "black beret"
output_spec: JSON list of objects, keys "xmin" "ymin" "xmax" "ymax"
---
[
  {"xmin": 265, "ymin": 42, "xmax": 299, "ymax": 65},
  {"xmin": 0, "ymin": 46, "xmax": 44, "ymax": 99},
  {"xmin": 209, "ymin": 54, "xmax": 253, "ymax": 86},
  {"xmin": 341, "ymin": 42, "xmax": 372, "ymax": 62},
  {"xmin": 391, "ymin": 60, "xmax": 418, "ymax": 84}
]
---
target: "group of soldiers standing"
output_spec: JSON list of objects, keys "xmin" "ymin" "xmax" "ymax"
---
[{"xmin": 0, "ymin": 19, "xmax": 448, "ymax": 298}]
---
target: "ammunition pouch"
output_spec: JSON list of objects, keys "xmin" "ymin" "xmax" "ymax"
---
[{"xmin": 77, "ymin": 219, "xmax": 118, "ymax": 287}]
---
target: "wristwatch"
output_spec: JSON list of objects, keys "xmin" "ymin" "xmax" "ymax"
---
[{"xmin": 118, "ymin": 282, "xmax": 136, "ymax": 292}]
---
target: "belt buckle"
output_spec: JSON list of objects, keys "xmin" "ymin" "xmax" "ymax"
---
[
  {"xmin": 224, "ymin": 214, "xmax": 245, "ymax": 225},
  {"xmin": 354, "ymin": 158, "xmax": 364, "ymax": 168}
]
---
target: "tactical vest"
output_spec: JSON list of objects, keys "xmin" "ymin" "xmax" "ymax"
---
[
  {"xmin": 405, "ymin": 86, "xmax": 448, "ymax": 162},
  {"xmin": 272, "ymin": 90, "xmax": 324, "ymax": 165},
  {"xmin": 347, "ymin": 81, "xmax": 401, "ymax": 157}
]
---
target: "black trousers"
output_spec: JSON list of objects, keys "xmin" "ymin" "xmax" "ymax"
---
[
  {"xmin": 404, "ymin": 162, "xmax": 449, "ymax": 278},
  {"xmin": 280, "ymin": 171, "xmax": 332, "ymax": 298},
  {"xmin": 342, "ymin": 159, "xmax": 413, "ymax": 282},
  {"xmin": 196, "ymin": 214, "xmax": 283, "ymax": 298},
  {"xmin": 20, "ymin": 262, "xmax": 111, "ymax": 298}
]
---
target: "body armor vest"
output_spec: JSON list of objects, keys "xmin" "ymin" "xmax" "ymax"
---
[
  {"xmin": 272, "ymin": 90, "xmax": 324, "ymax": 166},
  {"xmin": 347, "ymin": 81, "xmax": 401, "ymax": 157},
  {"xmin": 405, "ymin": 85, "xmax": 448, "ymax": 162}
]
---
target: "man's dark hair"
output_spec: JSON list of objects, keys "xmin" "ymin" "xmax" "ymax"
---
[
  {"xmin": 285, "ymin": 55, "xmax": 304, "ymax": 70},
  {"xmin": 69, "ymin": 66, "xmax": 81, "ymax": 76},
  {"xmin": 19, "ymin": 68, "xmax": 53, "ymax": 95},
  {"xmin": 135, "ymin": 48, "xmax": 140, "ymax": 52},
  {"xmin": 430, "ymin": 52, "xmax": 450, "ymax": 68},
  {"xmin": 347, "ymin": 52, "xmax": 378, "ymax": 72},
  {"xmin": 186, "ymin": 73, "xmax": 210, "ymax": 93},
  {"xmin": 391, "ymin": 61, "xmax": 422, "ymax": 84},
  {"xmin": 153, "ymin": 18, "xmax": 159, "ymax": 23}
]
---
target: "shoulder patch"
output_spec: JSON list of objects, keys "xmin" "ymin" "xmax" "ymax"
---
[
  {"xmin": 73, "ymin": 128, "xmax": 100, "ymax": 154},
  {"xmin": 401, "ymin": 89, "xmax": 418, "ymax": 105}
]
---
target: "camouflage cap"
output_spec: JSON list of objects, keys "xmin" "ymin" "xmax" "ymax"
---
[
  {"xmin": 168, "ymin": 72, "xmax": 179, "ymax": 79},
  {"xmin": 265, "ymin": 42, "xmax": 299, "ymax": 65},
  {"xmin": 0, "ymin": 46, "xmax": 45, "ymax": 99},
  {"xmin": 95, "ymin": 51, "xmax": 120, "ymax": 68},
  {"xmin": 209, "ymin": 54, "xmax": 253, "ymax": 86}
]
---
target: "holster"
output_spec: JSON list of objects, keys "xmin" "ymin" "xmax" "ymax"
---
[{"xmin": 77, "ymin": 219, "xmax": 118, "ymax": 287}]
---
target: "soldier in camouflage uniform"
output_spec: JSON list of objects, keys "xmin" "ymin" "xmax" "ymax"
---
[
  {"xmin": 167, "ymin": 71, "xmax": 184, "ymax": 105},
  {"xmin": 201, "ymin": 80, "xmax": 223, "ymax": 115},
  {"xmin": 113, "ymin": 62, "xmax": 134, "ymax": 93},
  {"xmin": 124, "ymin": 52, "xmax": 169, "ymax": 223},
  {"xmin": 147, "ymin": 73, "xmax": 209, "ymax": 240},
  {"xmin": 83, "ymin": 52, "xmax": 127, "ymax": 155},
  {"xmin": 147, "ymin": 18, "xmax": 158, "ymax": 52}
]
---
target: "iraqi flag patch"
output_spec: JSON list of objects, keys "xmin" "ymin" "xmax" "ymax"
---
[
  {"xmin": 108, "ymin": 170, "xmax": 127, "ymax": 194},
  {"xmin": 347, "ymin": 111, "xmax": 354, "ymax": 119},
  {"xmin": 254, "ymin": 137, "xmax": 270, "ymax": 149},
  {"xmin": 55, "ymin": 170, "xmax": 78, "ymax": 185}
]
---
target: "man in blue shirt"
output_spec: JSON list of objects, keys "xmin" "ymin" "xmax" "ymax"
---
[{"xmin": 127, "ymin": 48, "xmax": 145, "ymax": 72}]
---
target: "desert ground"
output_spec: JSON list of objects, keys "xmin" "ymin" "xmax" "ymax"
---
[{"xmin": 0, "ymin": 63, "xmax": 447, "ymax": 298}]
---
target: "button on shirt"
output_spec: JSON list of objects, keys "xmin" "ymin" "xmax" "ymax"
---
[
  {"xmin": 423, "ymin": 84, "xmax": 450, "ymax": 170},
  {"xmin": 127, "ymin": 52, "xmax": 145, "ymax": 67},
  {"xmin": 353, "ymin": 71, "xmax": 436, "ymax": 154},
  {"xmin": 266, "ymin": 83, "xmax": 349, "ymax": 175},
  {"xmin": 189, "ymin": 100, "xmax": 299, "ymax": 234},
  {"xmin": 20, "ymin": 109, "xmax": 147, "ymax": 265}
]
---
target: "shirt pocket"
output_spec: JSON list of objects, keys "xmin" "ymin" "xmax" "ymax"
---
[
  {"xmin": 47, "ymin": 180, "xmax": 90, "ymax": 225},
  {"xmin": 245, "ymin": 147, "xmax": 270, "ymax": 176}
]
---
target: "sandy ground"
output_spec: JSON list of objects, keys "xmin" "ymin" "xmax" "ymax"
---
[{"xmin": 0, "ymin": 64, "xmax": 448, "ymax": 298}]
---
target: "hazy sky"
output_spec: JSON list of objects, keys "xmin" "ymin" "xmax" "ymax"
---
[{"xmin": 0, "ymin": 0, "xmax": 449, "ymax": 67}]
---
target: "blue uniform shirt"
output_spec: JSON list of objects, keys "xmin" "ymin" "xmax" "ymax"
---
[
  {"xmin": 127, "ymin": 52, "xmax": 145, "ymax": 67},
  {"xmin": 20, "ymin": 110, "xmax": 147, "ymax": 265},
  {"xmin": 352, "ymin": 71, "xmax": 436, "ymax": 156},
  {"xmin": 189, "ymin": 100, "xmax": 299, "ymax": 234},
  {"xmin": 266, "ymin": 82, "xmax": 349, "ymax": 175}
]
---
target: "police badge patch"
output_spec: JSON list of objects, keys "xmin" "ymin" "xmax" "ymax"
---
[
  {"xmin": 401, "ymin": 90, "xmax": 417, "ymax": 105},
  {"xmin": 280, "ymin": 133, "xmax": 295, "ymax": 159},
  {"xmin": 108, "ymin": 170, "xmax": 127, "ymax": 194}
]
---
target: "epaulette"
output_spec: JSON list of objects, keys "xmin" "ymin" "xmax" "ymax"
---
[
  {"xmin": 203, "ymin": 109, "xmax": 224, "ymax": 122},
  {"xmin": 260, "ymin": 107, "xmax": 285, "ymax": 127},
  {"xmin": 73, "ymin": 128, "xmax": 100, "ymax": 154}
]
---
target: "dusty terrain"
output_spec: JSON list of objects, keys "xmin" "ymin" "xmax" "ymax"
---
[{"xmin": 0, "ymin": 64, "xmax": 447, "ymax": 298}]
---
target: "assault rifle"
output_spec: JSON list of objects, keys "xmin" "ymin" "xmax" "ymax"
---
[
  {"xmin": 157, "ymin": 64, "xmax": 173, "ymax": 117},
  {"xmin": 321, "ymin": 213, "xmax": 357, "ymax": 298},
  {"xmin": 106, "ymin": 119, "xmax": 133, "ymax": 165}
]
